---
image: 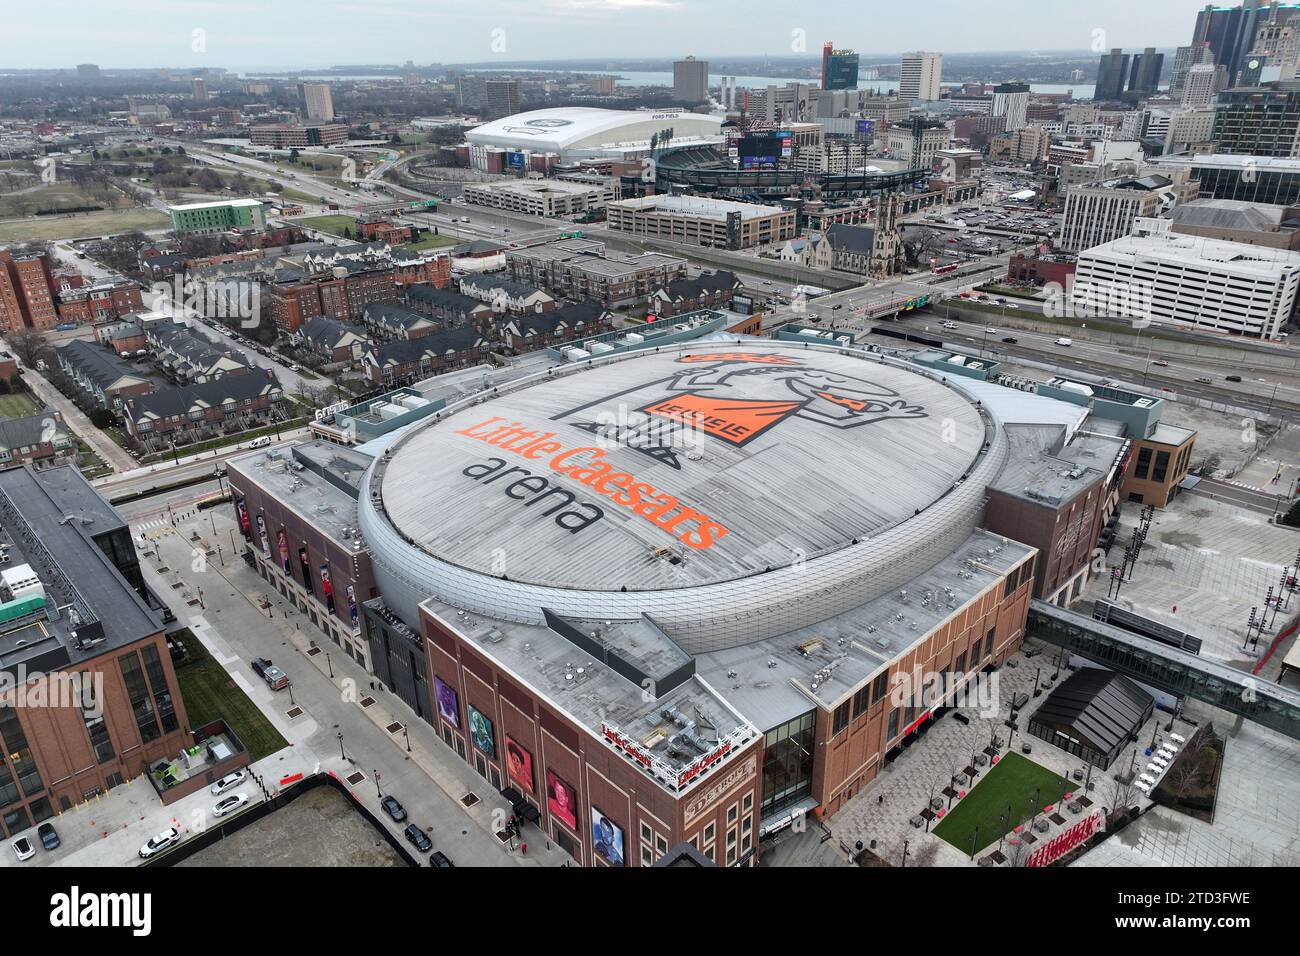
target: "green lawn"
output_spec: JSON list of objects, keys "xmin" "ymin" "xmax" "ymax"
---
[
  {"xmin": 402, "ymin": 232, "xmax": 457, "ymax": 251},
  {"xmin": 290, "ymin": 214, "xmax": 359, "ymax": 238},
  {"xmin": 0, "ymin": 391, "xmax": 40, "ymax": 418},
  {"xmin": 931, "ymin": 751, "xmax": 1079, "ymax": 855},
  {"xmin": 171, "ymin": 627, "xmax": 288, "ymax": 763}
]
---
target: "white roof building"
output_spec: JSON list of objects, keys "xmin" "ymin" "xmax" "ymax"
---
[{"xmin": 465, "ymin": 107, "xmax": 725, "ymax": 160}]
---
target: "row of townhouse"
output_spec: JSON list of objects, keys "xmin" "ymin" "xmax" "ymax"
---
[
  {"xmin": 363, "ymin": 326, "xmax": 487, "ymax": 386},
  {"xmin": 0, "ymin": 409, "xmax": 74, "ymax": 469},
  {"xmin": 498, "ymin": 301, "xmax": 614, "ymax": 353},
  {"xmin": 121, "ymin": 370, "xmax": 286, "ymax": 451},
  {"xmin": 294, "ymin": 315, "xmax": 371, "ymax": 365},
  {"xmin": 145, "ymin": 323, "xmax": 251, "ymax": 383}
]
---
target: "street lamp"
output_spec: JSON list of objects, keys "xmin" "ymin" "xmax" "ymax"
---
[
  {"xmin": 404, "ymin": 723, "xmax": 411, "ymax": 753},
  {"xmin": 337, "ymin": 731, "xmax": 345, "ymax": 761},
  {"xmin": 374, "ymin": 770, "xmax": 382, "ymax": 797},
  {"xmin": 326, "ymin": 652, "xmax": 333, "ymax": 679}
]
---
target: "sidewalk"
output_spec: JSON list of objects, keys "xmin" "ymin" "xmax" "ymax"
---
[
  {"xmin": 140, "ymin": 504, "xmax": 571, "ymax": 866},
  {"xmin": 9, "ymin": 360, "xmax": 136, "ymax": 471}
]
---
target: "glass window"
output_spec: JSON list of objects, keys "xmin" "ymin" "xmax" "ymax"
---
[
  {"xmin": 140, "ymin": 645, "xmax": 178, "ymax": 734},
  {"xmin": 954, "ymin": 652, "xmax": 966, "ymax": 675},
  {"xmin": 1134, "ymin": 447, "xmax": 1152, "ymax": 480},
  {"xmin": 0, "ymin": 706, "xmax": 42, "ymax": 797},
  {"xmin": 832, "ymin": 701, "xmax": 850, "ymax": 735},
  {"xmin": 887, "ymin": 707, "xmax": 900, "ymax": 740},
  {"xmin": 761, "ymin": 710, "xmax": 816, "ymax": 814},
  {"xmin": 1153, "ymin": 450, "xmax": 1170, "ymax": 483},
  {"xmin": 871, "ymin": 671, "xmax": 890, "ymax": 704},
  {"xmin": 119, "ymin": 652, "xmax": 160, "ymax": 743}
]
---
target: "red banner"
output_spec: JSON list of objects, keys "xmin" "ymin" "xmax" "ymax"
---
[{"xmin": 1026, "ymin": 811, "xmax": 1103, "ymax": 867}]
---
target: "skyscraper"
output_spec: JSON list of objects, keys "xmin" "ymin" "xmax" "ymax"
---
[
  {"xmin": 484, "ymin": 79, "xmax": 520, "ymax": 120},
  {"xmin": 821, "ymin": 43, "xmax": 860, "ymax": 91},
  {"xmin": 1170, "ymin": 43, "xmax": 1215, "ymax": 94},
  {"xmin": 1212, "ymin": 84, "xmax": 1300, "ymax": 156},
  {"xmin": 899, "ymin": 51, "xmax": 943, "ymax": 101},
  {"xmin": 1191, "ymin": 0, "xmax": 1298, "ymax": 86},
  {"xmin": 298, "ymin": 82, "xmax": 335, "ymax": 122},
  {"xmin": 1182, "ymin": 63, "xmax": 1228, "ymax": 107},
  {"xmin": 1128, "ymin": 48, "xmax": 1165, "ymax": 98},
  {"xmin": 673, "ymin": 56, "xmax": 708, "ymax": 103},
  {"xmin": 1095, "ymin": 48, "xmax": 1130, "ymax": 101},
  {"xmin": 190, "ymin": 77, "xmax": 208, "ymax": 101},
  {"xmin": 992, "ymin": 82, "xmax": 1030, "ymax": 131}
]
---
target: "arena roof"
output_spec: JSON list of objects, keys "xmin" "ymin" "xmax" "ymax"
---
[
  {"xmin": 377, "ymin": 344, "xmax": 985, "ymax": 593},
  {"xmin": 465, "ymin": 107, "xmax": 725, "ymax": 153}
]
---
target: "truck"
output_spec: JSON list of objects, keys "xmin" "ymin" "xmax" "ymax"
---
[
  {"xmin": 1055, "ymin": 337, "xmax": 1073, "ymax": 347},
  {"xmin": 792, "ymin": 284, "xmax": 832, "ymax": 299}
]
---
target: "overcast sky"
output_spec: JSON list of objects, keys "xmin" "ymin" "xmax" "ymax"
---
[{"xmin": 2, "ymin": 0, "xmax": 1212, "ymax": 71}]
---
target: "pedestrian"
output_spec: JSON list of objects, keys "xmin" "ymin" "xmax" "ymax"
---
[
  {"xmin": 878, "ymin": 794, "xmax": 884, "ymax": 806},
  {"xmin": 521, "ymin": 842, "xmax": 527, "ymax": 856}
]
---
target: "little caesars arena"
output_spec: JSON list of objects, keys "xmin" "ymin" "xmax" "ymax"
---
[{"xmin": 358, "ymin": 341, "xmax": 1039, "ymax": 866}]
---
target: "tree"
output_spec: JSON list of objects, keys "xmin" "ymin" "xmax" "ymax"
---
[
  {"xmin": 289, "ymin": 148, "xmax": 300, "ymax": 164},
  {"xmin": 7, "ymin": 326, "xmax": 49, "ymax": 368},
  {"xmin": 88, "ymin": 408, "xmax": 116, "ymax": 429},
  {"xmin": 1282, "ymin": 499, "xmax": 1300, "ymax": 528}
]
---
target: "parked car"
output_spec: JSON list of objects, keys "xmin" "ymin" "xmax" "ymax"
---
[
  {"xmin": 250, "ymin": 658, "xmax": 272, "ymax": 678},
  {"xmin": 381, "ymin": 795, "xmax": 407, "ymax": 822},
  {"xmin": 429, "ymin": 850, "xmax": 454, "ymax": 868},
  {"xmin": 37, "ymin": 823, "xmax": 60, "ymax": 851},
  {"xmin": 404, "ymin": 823, "xmax": 432, "ymax": 852},
  {"xmin": 11, "ymin": 836, "xmax": 34, "ymax": 861},
  {"xmin": 138, "ymin": 828, "xmax": 181, "ymax": 859},
  {"xmin": 212, "ymin": 793, "xmax": 249, "ymax": 818},
  {"xmin": 211, "ymin": 769, "xmax": 248, "ymax": 796}
]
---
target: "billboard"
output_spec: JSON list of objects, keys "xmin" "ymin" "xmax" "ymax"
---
[
  {"xmin": 591, "ymin": 807, "xmax": 625, "ymax": 866},
  {"xmin": 298, "ymin": 546, "xmax": 313, "ymax": 591},
  {"xmin": 824, "ymin": 52, "xmax": 860, "ymax": 91},
  {"xmin": 506, "ymin": 150, "xmax": 526, "ymax": 170},
  {"xmin": 546, "ymin": 769, "xmax": 578, "ymax": 831},
  {"xmin": 277, "ymin": 529, "xmax": 290, "ymax": 574},
  {"xmin": 434, "ymin": 676, "xmax": 460, "ymax": 728},
  {"xmin": 738, "ymin": 134, "xmax": 782, "ymax": 170},
  {"xmin": 255, "ymin": 514, "xmax": 269, "ymax": 558},
  {"xmin": 506, "ymin": 735, "xmax": 534, "ymax": 794},
  {"xmin": 346, "ymin": 584, "xmax": 357, "ymax": 624},
  {"xmin": 236, "ymin": 499, "xmax": 251, "ymax": 537},
  {"xmin": 856, "ymin": 119, "xmax": 874, "ymax": 137},
  {"xmin": 469, "ymin": 704, "xmax": 495, "ymax": 758},
  {"xmin": 778, "ymin": 130, "xmax": 794, "ymax": 159},
  {"xmin": 319, "ymin": 565, "xmax": 334, "ymax": 613}
]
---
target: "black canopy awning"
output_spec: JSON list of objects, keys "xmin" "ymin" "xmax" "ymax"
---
[
  {"xmin": 500, "ymin": 786, "xmax": 522, "ymax": 806},
  {"xmin": 515, "ymin": 801, "xmax": 541, "ymax": 826}
]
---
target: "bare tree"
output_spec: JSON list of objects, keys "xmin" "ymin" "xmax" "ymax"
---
[{"xmin": 7, "ymin": 326, "xmax": 50, "ymax": 367}]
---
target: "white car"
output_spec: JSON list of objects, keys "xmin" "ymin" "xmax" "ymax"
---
[
  {"xmin": 210, "ymin": 769, "xmax": 248, "ymax": 796},
  {"xmin": 212, "ymin": 793, "xmax": 249, "ymax": 818},
  {"xmin": 138, "ymin": 828, "xmax": 181, "ymax": 859},
  {"xmin": 11, "ymin": 836, "xmax": 34, "ymax": 862}
]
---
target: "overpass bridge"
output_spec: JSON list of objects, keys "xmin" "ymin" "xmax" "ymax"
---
[{"xmin": 1027, "ymin": 600, "xmax": 1300, "ymax": 741}]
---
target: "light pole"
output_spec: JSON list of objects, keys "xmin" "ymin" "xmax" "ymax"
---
[
  {"xmin": 337, "ymin": 731, "xmax": 345, "ymax": 761},
  {"xmin": 404, "ymin": 723, "xmax": 411, "ymax": 752},
  {"xmin": 374, "ymin": 770, "xmax": 382, "ymax": 797},
  {"xmin": 326, "ymin": 652, "xmax": 333, "ymax": 679}
]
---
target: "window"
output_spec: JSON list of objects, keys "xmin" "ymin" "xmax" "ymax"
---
[
  {"xmin": 851, "ymin": 685, "xmax": 870, "ymax": 718},
  {"xmin": 1153, "ymin": 450, "xmax": 1170, "ymax": 483},
  {"xmin": 954, "ymin": 652, "xmax": 966, "ymax": 675},
  {"xmin": 703, "ymin": 822, "xmax": 716, "ymax": 843},
  {"xmin": 871, "ymin": 671, "xmax": 890, "ymax": 704},
  {"xmin": 1134, "ymin": 446, "xmax": 1152, "ymax": 480},
  {"xmin": 743, "ymin": 792, "xmax": 753, "ymax": 814},
  {"xmin": 887, "ymin": 707, "xmax": 900, "ymax": 740},
  {"xmin": 985, "ymin": 627, "xmax": 996, "ymax": 660},
  {"xmin": 832, "ymin": 701, "xmax": 850, "ymax": 735},
  {"xmin": 641, "ymin": 845, "xmax": 654, "ymax": 867},
  {"xmin": 727, "ymin": 802, "xmax": 738, "ymax": 824},
  {"xmin": 1004, "ymin": 574, "xmax": 1017, "ymax": 597},
  {"xmin": 640, "ymin": 822, "xmax": 652, "ymax": 844}
]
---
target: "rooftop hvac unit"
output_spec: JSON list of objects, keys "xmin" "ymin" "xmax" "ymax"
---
[
  {"xmin": 565, "ymin": 348, "xmax": 591, "ymax": 362},
  {"xmin": 589, "ymin": 341, "xmax": 615, "ymax": 354},
  {"xmin": 374, "ymin": 402, "xmax": 407, "ymax": 420},
  {"xmin": 1, "ymin": 564, "xmax": 44, "ymax": 603}
]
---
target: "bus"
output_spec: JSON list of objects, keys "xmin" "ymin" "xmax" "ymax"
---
[{"xmin": 931, "ymin": 263, "xmax": 959, "ymax": 275}]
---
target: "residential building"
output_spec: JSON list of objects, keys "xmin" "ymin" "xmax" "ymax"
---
[
  {"xmin": 168, "ymin": 199, "xmax": 267, "ymax": 235},
  {"xmin": 54, "ymin": 277, "xmax": 144, "ymax": 325},
  {"xmin": 504, "ymin": 239, "xmax": 687, "ymax": 308},
  {"xmin": 886, "ymin": 119, "xmax": 953, "ymax": 170},
  {"xmin": 404, "ymin": 285, "xmax": 494, "ymax": 328},
  {"xmin": 484, "ymin": 80, "xmax": 521, "ymax": 121},
  {"xmin": 0, "ymin": 250, "xmax": 57, "ymax": 331},
  {"xmin": 298, "ymin": 82, "xmax": 335, "ymax": 122},
  {"xmin": 646, "ymin": 271, "xmax": 741, "ymax": 318},
  {"xmin": 499, "ymin": 302, "xmax": 614, "ymax": 352},
  {"xmin": 899, "ymin": 51, "xmax": 943, "ymax": 101},
  {"xmin": 295, "ymin": 315, "xmax": 370, "ymax": 364},
  {"xmin": 992, "ymin": 82, "xmax": 1030, "ymax": 131},
  {"xmin": 55, "ymin": 340, "xmax": 153, "ymax": 412},
  {"xmin": 673, "ymin": 57, "xmax": 709, "ymax": 103},
  {"xmin": 145, "ymin": 324, "xmax": 250, "ymax": 383},
  {"xmin": 1170, "ymin": 42, "xmax": 1215, "ymax": 95},
  {"xmin": 458, "ymin": 276, "xmax": 555, "ymax": 315},
  {"xmin": 363, "ymin": 327, "xmax": 487, "ymax": 386},
  {"xmin": 121, "ymin": 371, "xmax": 286, "ymax": 450},
  {"xmin": 1182, "ymin": 63, "xmax": 1229, "ymax": 106},
  {"xmin": 361, "ymin": 302, "xmax": 440, "ymax": 341},
  {"xmin": 0, "ymin": 410, "xmax": 73, "ymax": 468}
]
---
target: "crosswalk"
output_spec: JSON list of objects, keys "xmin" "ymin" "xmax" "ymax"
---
[{"xmin": 133, "ymin": 517, "xmax": 181, "ymax": 539}]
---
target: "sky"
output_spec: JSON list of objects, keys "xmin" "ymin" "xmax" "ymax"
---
[{"xmin": 1, "ymin": 0, "xmax": 1216, "ymax": 71}]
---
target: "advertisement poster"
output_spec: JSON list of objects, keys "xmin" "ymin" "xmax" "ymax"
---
[
  {"xmin": 298, "ymin": 547, "xmax": 313, "ymax": 591},
  {"xmin": 320, "ymin": 565, "xmax": 334, "ymax": 613},
  {"xmin": 277, "ymin": 529, "xmax": 290, "ymax": 574},
  {"xmin": 347, "ymin": 585, "xmax": 357, "ymax": 624},
  {"xmin": 546, "ymin": 770, "xmax": 578, "ymax": 831},
  {"xmin": 236, "ymin": 499, "xmax": 250, "ymax": 537},
  {"xmin": 434, "ymin": 676, "xmax": 460, "ymax": 728},
  {"xmin": 255, "ymin": 514, "xmax": 270, "ymax": 558},
  {"xmin": 469, "ymin": 704, "xmax": 495, "ymax": 758},
  {"xmin": 506, "ymin": 735, "xmax": 534, "ymax": 794},
  {"xmin": 591, "ymin": 807, "xmax": 625, "ymax": 866}
]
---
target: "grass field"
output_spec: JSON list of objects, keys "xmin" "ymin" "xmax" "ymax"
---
[
  {"xmin": 291, "ymin": 214, "xmax": 359, "ymax": 238},
  {"xmin": 0, "ymin": 180, "xmax": 135, "ymax": 218},
  {"xmin": 171, "ymin": 627, "xmax": 288, "ymax": 762},
  {"xmin": 931, "ymin": 751, "xmax": 1079, "ymax": 855},
  {"xmin": 0, "ymin": 206, "xmax": 168, "ymax": 241},
  {"xmin": 402, "ymin": 232, "xmax": 457, "ymax": 251},
  {"xmin": 0, "ymin": 392, "xmax": 41, "ymax": 418}
]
